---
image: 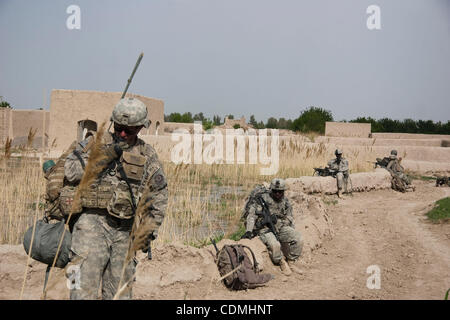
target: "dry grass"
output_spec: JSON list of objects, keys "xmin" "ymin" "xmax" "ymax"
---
[{"xmin": 0, "ymin": 135, "xmax": 377, "ymax": 247}]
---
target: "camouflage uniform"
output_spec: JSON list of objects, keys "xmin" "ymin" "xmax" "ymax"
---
[
  {"xmin": 64, "ymin": 98, "xmax": 168, "ymax": 300},
  {"xmin": 386, "ymin": 155, "xmax": 411, "ymax": 185},
  {"xmin": 327, "ymin": 156, "xmax": 349, "ymax": 192},
  {"xmin": 245, "ymin": 190, "xmax": 303, "ymax": 265}
]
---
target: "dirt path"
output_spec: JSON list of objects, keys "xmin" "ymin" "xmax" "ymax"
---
[
  {"xmin": 1, "ymin": 181, "xmax": 449, "ymax": 300},
  {"xmin": 297, "ymin": 181, "xmax": 450, "ymax": 300},
  {"xmin": 138, "ymin": 180, "xmax": 449, "ymax": 300}
]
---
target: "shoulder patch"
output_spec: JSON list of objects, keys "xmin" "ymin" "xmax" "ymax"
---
[{"xmin": 149, "ymin": 168, "xmax": 167, "ymax": 191}]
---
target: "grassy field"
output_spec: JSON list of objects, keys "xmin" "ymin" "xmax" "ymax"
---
[
  {"xmin": 426, "ymin": 197, "xmax": 450, "ymax": 223},
  {"xmin": 0, "ymin": 134, "xmax": 377, "ymax": 246}
]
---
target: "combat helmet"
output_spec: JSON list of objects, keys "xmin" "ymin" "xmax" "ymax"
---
[
  {"xmin": 390, "ymin": 150, "xmax": 398, "ymax": 159},
  {"xmin": 111, "ymin": 97, "xmax": 150, "ymax": 128},
  {"xmin": 335, "ymin": 149, "xmax": 343, "ymax": 156},
  {"xmin": 270, "ymin": 178, "xmax": 286, "ymax": 191}
]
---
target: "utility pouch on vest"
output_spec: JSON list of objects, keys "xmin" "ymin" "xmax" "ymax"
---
[
  {"xmin": 59, "ymin": 185, "xmax": 81, "ymax": 216},
  {"xmin": 107, "ymin": 180, "xmax": 135, "ymax": 219},
  {"xmin": 122, "ymin": 152, "xmax": 146, "ymax": 181}
]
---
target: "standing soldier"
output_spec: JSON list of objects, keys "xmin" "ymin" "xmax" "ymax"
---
[
  {"xmin": 327, "ymin": 149, "xmax": 349, "ymax": 198},
  {"xmin": 242, "ymin": 178, "xmax": 303, "ymax": 276},
  {"xmin": 64, "ymin": 97, "xmax": 168, "ymax": 299}
]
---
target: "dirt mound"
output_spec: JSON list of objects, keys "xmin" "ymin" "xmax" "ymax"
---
[{"xmin": 286, "ymin": 169, "xmax": 391, "ymax": 195}]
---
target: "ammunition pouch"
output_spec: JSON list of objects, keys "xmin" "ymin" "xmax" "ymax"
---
[
  {"xmin": 59, "ymin": 185, "xmax": 82, "ymax": 216},
  {"xmin": 107, "ymin": 180, "xmax": 139, "ymax": 219},
  {"xmin": 121, "ymin": 152, "xmax": 146, "ymax": 182},
  {"xmin": 80, "ymin": 182, "xmax": 115, "ymax": 209}
]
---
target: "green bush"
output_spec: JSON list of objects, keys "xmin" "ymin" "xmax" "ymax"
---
[{"xmin": 292, "ymin": 106, "xmax": 333, "ymax": 134}]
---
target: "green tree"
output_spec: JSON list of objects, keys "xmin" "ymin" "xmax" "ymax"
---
[
  {"xmin": 0, "ymin": 96, "xmax": 11, "ymax": 109},
  {"xmin": 193, "ymin": 112, "xmax": 205, "ymax": 122},
  {"xmin": 213, "ymin": 115, "xmax": 221, "ymax": 125},
  {"xmin": 292, "ymin": 106, "xmax": 333, "ymax": 133},
  {"xmin": 249, "ymin": 115, "xmax": 258, "ymax": 128},
  {"xmin": 180, "ymin": 112, "xmax": 193, "ymax": 123},
  {"xmin": 266, "ymin": 117, "xmax": 278, "ymax": 129},
  {"xmin": 203, "ymin": 119, "xmax": 214, "ymax": 131}
]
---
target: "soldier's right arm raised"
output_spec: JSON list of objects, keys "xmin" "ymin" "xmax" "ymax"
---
[{"xmin": 64, "ymin": 137, "xmax": 92, "ymax": 183}]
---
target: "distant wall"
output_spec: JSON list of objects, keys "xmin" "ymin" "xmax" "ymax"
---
[
  {"xmin": 372, "ymin": 132, "xmax": 450, "ymax": 140},
  {"xmin": 0, "ymin": 108, "xmax": 49, "ymax": 148},
  {"xmin": 325, "ymin": 122, "xmax": 371, "ymax": 138},
  {"xmin": 316, "ymin": 136, "xmax": 444, "ymax": 147},
  {"xmin": 49, "ymin": 89, "xmax": 164, "ymax": 150},
  {"xmin": 163, "ymin": 122, "xmax": 196, "ymax": 134}
]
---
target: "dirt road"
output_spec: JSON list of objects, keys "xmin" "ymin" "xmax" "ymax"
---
[{"xmin": 1, "ymin": 181, "xmax": 449, "ymax": 300}]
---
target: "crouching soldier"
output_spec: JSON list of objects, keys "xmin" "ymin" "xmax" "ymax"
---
[
  {"xmin": 386, "ymin": 150, "xmax": 414, "ymax": 192},
  {"xmin": 241, "ymin": 178, "xmax": 303, "ymax": 276},
  {"xmin": 327, "ymin": 149, "xmax": 349, "ymax": 198}
]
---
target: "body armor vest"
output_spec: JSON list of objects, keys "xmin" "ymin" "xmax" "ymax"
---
[{"xmin": 59, "ymin": 133, "xmax": 158, "ymax": 220}]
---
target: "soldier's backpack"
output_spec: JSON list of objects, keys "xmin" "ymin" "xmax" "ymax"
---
[
  {"xmin": 44, "ymin": 140, "xmax": 78, "ymax": 220},
  {"xmin": 214, "ymin": 243, "xmax": 273, "ymax": 290},
  {"xmin": 241, "ymin": 184, "xmax": 269, "ymax": 221}
]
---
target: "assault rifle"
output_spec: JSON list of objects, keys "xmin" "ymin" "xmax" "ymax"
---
[
  {"xmin": 313, "ymin": 166, "xmax": 336, "ymax": 177},
  {"xmin": 256, "ymin": 196, "xmax": 280, "ymax": 242}
]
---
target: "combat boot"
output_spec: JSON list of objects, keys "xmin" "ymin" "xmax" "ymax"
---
[
  {"xmin": 279, "ymin": 259, "xmax": 292, "ymax": 276},
  {"xmin": 337, "ymin": 189, "xmax": 342, "ymax": 198},
  {"xmin": 287, "ymin": 260, "xmax": 303, "ymax": 275}
]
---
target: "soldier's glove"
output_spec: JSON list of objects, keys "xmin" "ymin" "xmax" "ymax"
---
[
  {"xmin": 241, "ymin": 231, "xmax": 253, "ymax": 240},
  {"xmin": 141, "ymin": 232, "xmax": 156, "ymax": 253}
]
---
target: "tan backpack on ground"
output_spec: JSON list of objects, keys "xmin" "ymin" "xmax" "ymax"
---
[{"xmin": 214, "ymin": 243, "xmax": 273, "ymax": 290}]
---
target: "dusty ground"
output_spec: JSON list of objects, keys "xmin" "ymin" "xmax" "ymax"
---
[{"xmin": 0, "ymin": 180, "xmax": 449, "ymax": 300}]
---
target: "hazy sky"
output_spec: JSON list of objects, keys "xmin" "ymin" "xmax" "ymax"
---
[{"xmin": 1, "ymin": 0, "xmax": 449, "ymax": 122}]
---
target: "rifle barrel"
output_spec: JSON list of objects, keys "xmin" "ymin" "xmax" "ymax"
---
[{"xmin": 121, "ymin": 52, "xmax": 144, "ymax": 99}]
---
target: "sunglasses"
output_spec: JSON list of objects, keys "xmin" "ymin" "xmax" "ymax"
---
[{"xmin": 114, "ymin": 124, "xmax": 142, "ymax": 135}]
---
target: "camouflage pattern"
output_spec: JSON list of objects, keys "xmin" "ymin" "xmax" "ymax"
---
[
  {"xmin": 387, "ymin": 158, "xmax": 411, "ymax": 186},
  {"xmin": 110, "ymin": 98, "xmax": 150, "ymax": 128},
  {"xmin": 391, "ymin": 149, "xmax": 398, "ymax": 156},
  {"xmin": 269, "ymin": 178, "xmax": 286, "ymax": 191},
  {"xmin": 64, "ymin": 131, "xmax": 168, "ymax": 300},
  {"xmin": 245, "ymin": 191, "xmax": 302, "ymax": 264},
  {"xmin": 327, "ymin": 157, "xmax": 349, "ymax": 191},
  {"xmin": 68, "ymin": 211, "xmax": 136, "ymax": 300}
]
